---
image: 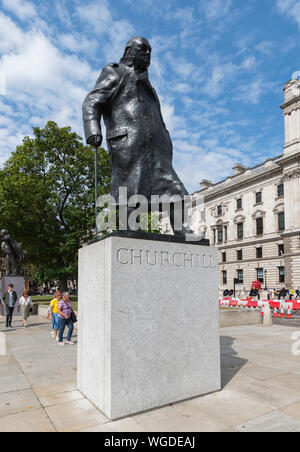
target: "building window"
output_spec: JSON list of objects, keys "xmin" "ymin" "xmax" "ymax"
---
[
  {"xmin": 237, "ymin": 250, "xmax": 243, "ymax": 261},
  {"xmin": 278, "ymin": 184, "xmax": 284, "ymax": 198},
  {"xmin": 257, "ymin": 268, "xmax": 264, "ymax": 283},
  {"xmin": 256, "ymin": 192, "xmax": 262, "ymax": 204},
  {"xmin": 237, "ymin": 270, "xmax": 243, "ymax": 283},
  {"xmin": 237, "ymin": 199, "xmax": 242, "ymax": 210},
  {"xmin": 256, "ymin": 247, "xmax": 263, "ymax": 259},
  {"xmin": 279, "ymin": 267, "xmax": 285, "ymax": 283},
  {"xmin": 222, "ymin": 252, "xmax": 226, "ymax": 263},
  {"xmin": 224, "ymin": 226, "xmax": 228, "ymax": 242},
  {"xmin": 279, "ymin": 244, "xmax": 285, "ymax": 256},
  {"xmin": 222, "ymin": 271, "xmax": 227, "ymax": 285},
  {"xmin": 256, "ymin": 218, "xmax": 263, "ymax": 236},
  {"xmin": 237, "ymin": 223, "xmax": 244, "ymax": 239},
  {"xmin": 278, "ymin": 212, "xmax": 285, "ymax": 231},
  {"xmin": 217, "ymin": 225, "xmax": 223, "ymax": 243},
  {"xmin": 217, "ymin": 205, "xmax": 222, "ymax": 216}
]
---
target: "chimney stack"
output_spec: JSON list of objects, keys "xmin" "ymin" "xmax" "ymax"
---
[
  {"xmin": 200, "ymin": 179, "xmax": 213, "ymax": 191},
  {"xmin": 232, "ymin": 164, "xmax": 246, "ymax": 176}
]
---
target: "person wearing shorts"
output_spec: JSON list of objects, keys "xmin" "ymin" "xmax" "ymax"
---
[{"xmin": 49, "ymin": 291, "xmax": 61, "ymax": 341}]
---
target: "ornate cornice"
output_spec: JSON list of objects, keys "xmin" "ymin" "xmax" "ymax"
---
[
  {"xmin": 282, "ymin": 101, "xmax": 300, "ymax": 114},
  {"xmin": 252, "ymin": 209, "xmax": 266, "ymax": 219},
  {"xmin": 203, "ymin": 167, "xmax": 282, "ymax": 203},
  {"xmin": 281, "ymin": 95, "xmax": 300, "ymax": 110},
  {"xmin": 283, "ymin": 169, "xmax": 300, "ymax": 182}
]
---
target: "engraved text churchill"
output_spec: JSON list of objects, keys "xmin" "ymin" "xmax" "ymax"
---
[{"xmin": 117, "ymin": 248, "xmax": 217, "ymax": 269}]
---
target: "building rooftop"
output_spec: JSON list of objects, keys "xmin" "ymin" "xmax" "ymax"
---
[{"xmin": 194, "ymin": 153, "xmax": 284, "ymax": 198}]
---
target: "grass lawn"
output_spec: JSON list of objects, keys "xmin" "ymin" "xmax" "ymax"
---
[{"xmin": 32, "ymin": 296, "xmax": 78, "ymax": 312}]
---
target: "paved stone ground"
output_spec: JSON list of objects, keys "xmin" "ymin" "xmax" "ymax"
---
[
  {"xmin": 273, "ymin": 310, "xmax": 300, "ymax": 328},
  {"xmin": 0, "ymin": 315, "xmax": 300, "ymax": 432}
]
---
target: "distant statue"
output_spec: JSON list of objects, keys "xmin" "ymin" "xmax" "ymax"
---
[
  {"xmin": 0, "ymin": 230, "xmax": 27, "ymax": 276},
  {"xmin": 83, "ymin": 36, "xmax": 192, "ymax": 237}
]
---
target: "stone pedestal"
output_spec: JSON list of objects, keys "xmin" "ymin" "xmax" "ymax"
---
[
  {"xmin": 77, "ymin": 233, "xmax": 221, "ymax": 420},
  {"xmin": 0, "ymin": 276, "xmax": 24, "ymax": 318}
]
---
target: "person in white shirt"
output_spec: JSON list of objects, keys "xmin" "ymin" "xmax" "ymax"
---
[{"xmin": 19, "ymin": 290, "xmax": 33, "ymax": 328}]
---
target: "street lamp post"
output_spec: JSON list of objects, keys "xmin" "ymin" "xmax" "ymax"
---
[{"xmin": 264, "ymin": 269, "xmax": 268, "ymax": 291}]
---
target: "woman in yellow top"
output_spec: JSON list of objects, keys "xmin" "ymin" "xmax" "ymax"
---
[{"xmin": 49, "ymin": 291, "xmax": 62, "ymax": 341}]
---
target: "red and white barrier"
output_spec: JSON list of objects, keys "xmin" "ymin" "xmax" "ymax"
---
[{"xmin": 219, "ymin": 298, "xmax": 300, "ymax": 319}]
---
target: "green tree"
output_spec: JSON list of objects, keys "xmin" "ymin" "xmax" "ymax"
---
[{"xmin": 0, "ymin": 121, "xmax": 111, "ymax": 289}]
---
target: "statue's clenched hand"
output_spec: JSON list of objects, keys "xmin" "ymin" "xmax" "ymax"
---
[{"xmin": 87, "ymin": 135, "xmax": 103, "ymax": 148}]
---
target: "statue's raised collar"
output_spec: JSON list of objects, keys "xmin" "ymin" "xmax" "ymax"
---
[{"xmin": 119, "ymin": 57, "xmax": 148, "ymax": 75}]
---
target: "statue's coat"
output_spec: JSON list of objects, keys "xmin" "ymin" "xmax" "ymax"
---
[{"xmin": 83, "ymin": 62, "xmax": 188, "ymax": 203}]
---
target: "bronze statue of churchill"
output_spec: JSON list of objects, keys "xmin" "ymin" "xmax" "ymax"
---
[{"xmin": 83, "ymin": 36, "xmax": 188, "ymax": 203}]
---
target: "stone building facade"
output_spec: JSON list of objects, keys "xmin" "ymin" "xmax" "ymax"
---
[{"xmin": 189, "ymin": 79, "xmax": 300, "ymax": 296}]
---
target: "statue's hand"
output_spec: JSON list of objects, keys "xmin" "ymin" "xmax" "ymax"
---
[{"xmin": 87, "ymin": 135, "xmax": 103, "ymax": 148}]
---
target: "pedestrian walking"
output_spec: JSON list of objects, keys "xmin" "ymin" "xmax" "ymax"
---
[
  {"xmin": 49, "ymin": 291, "xmax": 61, "ymax": 341},
  {"xmin": 2, "ymin": 284, "xmax": 18, "ymax": 329},
  {"xmin": 57, "ymin": 292, "xmax": 76, "ymax": 346},
  {"xmin": 19, "ymin": 290, "xmax": 33, "ymax": 328}
]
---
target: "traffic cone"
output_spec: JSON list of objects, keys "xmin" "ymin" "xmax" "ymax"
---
[
  {"xmin": 280, "ymin": 307, "xmax": 285, "ymax": 318},
  {"xmin": 273, "ymin": 308, "xmax": 279, "ymax": 318},
  {"xmin": 287, "ymin": 307, "xmax": 293, "ymax": 319}
]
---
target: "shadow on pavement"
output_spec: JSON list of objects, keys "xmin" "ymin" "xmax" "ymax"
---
[{"xmin": 220, "ymin": 335, "xmax": 248, "ymax": 390}]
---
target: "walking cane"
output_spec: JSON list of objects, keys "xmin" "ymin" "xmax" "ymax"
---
[{"xmin": 94, "ymin": 144, "xmax": 99, "ymax": 237}]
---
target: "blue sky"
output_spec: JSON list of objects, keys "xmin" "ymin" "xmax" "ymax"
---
[{"xmin": 0, "ymin": 0, "xmax": 300, "ymax": 192}]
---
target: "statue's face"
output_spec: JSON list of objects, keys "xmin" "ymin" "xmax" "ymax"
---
[{"xmin": 132, "ymin": 39, "xmax": 152, "ymax": 70}]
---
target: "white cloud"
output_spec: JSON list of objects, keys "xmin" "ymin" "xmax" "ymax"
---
[
  {"xmin": 276, "ymin": 0, "xmax": 300, "ymax": 28},
  {"xmin": 201, "ymin": 0, "xmax": 233, "ymax": 20},
  {"xmin": 255, "ymin": 40, "xmax": 274, "ymax": 55},
  {"xmin": 75, "ymin": 1, "xmax": 135, "ymax": 63},
  {"xmin": 0, "ymin": 14, "xmax": 98, "ymax": 158},
  {"xmin": 203, "ymin": 56, "xmax": 256, "ymax": 97},
  {"xmin": 58, "ymin": 33, "xmax": 98, "ymax": 55},
  {"xmin": 1, "ymin": 0, "xmax": 37, "ymax": 21},
  {"xmin": 76, "ymin": 0, "xmax": 112, "ymax": 34}
]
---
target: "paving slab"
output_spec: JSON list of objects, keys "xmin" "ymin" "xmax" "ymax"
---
[
  {"xmin": 24, "ymin": 365, "xmax": 77, "ymax": 387},
  {"xmin": 39, "ymin": 390, "xmax": 84, "ymax": 408},
  {"xmin": 0, "ymin": 374, "xmax": 31, "ymax": 394},
  {"xmin": 0, "ymin": 318, "xmax": 300, "ymax": 432},
  {"xmin": 186, "ymin": 389, "xmax": 275, "ymax": 428},
  {"xmin": 268, "ymin": 372, "xmax": 300, "ymax": 393},
  {"xmin": 45, "ymin": 399, "xmax": 108, "ymax": 433},
  {"xmin": 33, "ymin": 382, "xmax": 77, "ymax": 399},
  {"xmin": 229, "ymin": 376, "xmax": 300, "ymax": 409},
  {"xmin": 0, "ymin": 408, "xmax": 56, "ymax": 432},
  {"xmin": 0, "ymin": 389, "xmax": 41, "ymax": 417},
  {"xmin": 237, "ymin": 363, "xmax": 289, "ymax": 381},
  {"xmin": 0, "ymin": 362, "xmax": 24, "ymax": 377},
  {"xmin": 281, "ymin": 402, "xmax": 300, "ymax": 419},
  {"xmin": 78, "ymin": 417, "xmax": 145, "ymax": 432},
  {"xmin": 235, "ymin": 410, "xmax": 300, "ymax": 432},
  {"xmin": 132, "ymin": 403, "xmax": 228, "ymax": 432}
]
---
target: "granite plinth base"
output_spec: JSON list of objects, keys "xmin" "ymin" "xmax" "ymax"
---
[
  {"xmin": 0, "ymin": 276, "xmax": 24, "ymax": 318},
  {"xmin": 77, "ymin": 234, "xmax": 220, "ymax": 420}
]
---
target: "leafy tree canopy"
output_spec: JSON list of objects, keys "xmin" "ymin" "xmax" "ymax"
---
[{"xmin": 0, "ymin": 121, "xmax": 111, "ymax": 288}]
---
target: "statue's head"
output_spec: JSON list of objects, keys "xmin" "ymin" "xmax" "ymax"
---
[
  {"xmin": 123, "ymin": 37, "xmax": 152, "ymax": 70},
  {"xmin": 0, "ymin": 229, "xmax": 9, "ymax": 239}
]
